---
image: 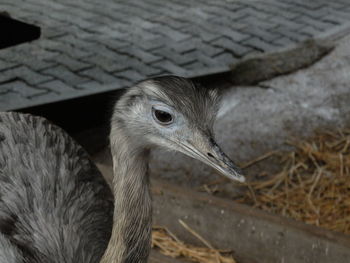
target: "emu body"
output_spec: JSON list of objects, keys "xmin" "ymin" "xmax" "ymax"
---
[{"xmin": 0, "ymin": 76, "xmax": 244, "ymax": 263}]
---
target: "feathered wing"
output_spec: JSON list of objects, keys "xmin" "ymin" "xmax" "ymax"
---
[{"xmin": 0, "ymin": 112, "xmax": 113, "ymax": 263}]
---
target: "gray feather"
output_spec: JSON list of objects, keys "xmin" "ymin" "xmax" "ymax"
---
[{"xmin": 0, "ymin": 112, "xmax": 113, "ymax": 263}]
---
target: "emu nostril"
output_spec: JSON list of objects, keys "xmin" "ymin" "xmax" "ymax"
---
[{"xmin": 207, "ymin": 152, "xmax": 214, "ymax": 158}]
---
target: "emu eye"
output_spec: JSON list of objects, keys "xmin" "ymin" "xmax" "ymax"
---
[{"xmin": 152, "ymin": 108, "xmax": 173, "ymax": 125}]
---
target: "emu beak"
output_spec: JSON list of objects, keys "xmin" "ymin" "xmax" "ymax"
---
[{"xmin": 179, "ymin": 136, "xmax": 245, "ymax": 183}]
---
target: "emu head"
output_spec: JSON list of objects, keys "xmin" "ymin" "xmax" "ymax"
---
[{"xmin": 111, "ymin": 75, "xmax": 245, "ymax": 183}]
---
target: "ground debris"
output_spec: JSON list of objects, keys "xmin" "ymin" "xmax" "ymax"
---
[
  {"xmin": 237, "ymin": 129, "xmax": 350, "ymax": 234},
  {"xmin": 152, "ymin": 220, "xmax": 237, "ymax": 263}
]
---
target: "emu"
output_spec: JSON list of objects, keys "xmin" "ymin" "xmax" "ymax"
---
[{"xmin": 0, "ymin": 76, "xmax": 245, "ymax": 263}]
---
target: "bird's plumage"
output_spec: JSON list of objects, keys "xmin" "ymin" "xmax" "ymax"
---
[{"xmin": 0, "ymin": 112, "xmax": 113, "ymax": 263}]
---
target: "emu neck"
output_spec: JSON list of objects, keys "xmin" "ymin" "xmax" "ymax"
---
[{"xmin": 101, "ymin": 128, "xmax": 152, "ymax": 263}]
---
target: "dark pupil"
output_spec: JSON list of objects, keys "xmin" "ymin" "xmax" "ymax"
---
[{"xmin": 155, "ymin": 110, "xmax": 172, "ymax": 123}]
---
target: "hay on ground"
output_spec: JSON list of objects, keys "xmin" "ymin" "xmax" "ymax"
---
[
  {"xmin": 238, "ymin": 129, "xmax": 350, "ymax": 234},
  {"xmin": 152, "ymin": 220, "xmax": 237, "ymax": 263}
]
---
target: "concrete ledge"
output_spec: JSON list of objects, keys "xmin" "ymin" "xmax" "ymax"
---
[{"xmin": 152, "ymin": 181, "xmax": 350, "ymax": 263}]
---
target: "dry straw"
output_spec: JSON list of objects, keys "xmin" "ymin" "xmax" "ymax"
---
[
  {"xmin": 152, "ymin": 220, "xmax": 237, "ymax": 263},
  {"xmin": 238, "ymin": 129, "xmax": 350, "ymax": 234}
]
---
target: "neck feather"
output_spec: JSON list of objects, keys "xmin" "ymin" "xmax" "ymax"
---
[{"xmin": 100, "ymin": 126, "xmax": 152, "ymax": 263}]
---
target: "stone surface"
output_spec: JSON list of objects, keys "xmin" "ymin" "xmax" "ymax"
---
[{"xmin": 1, "ymin": 0, "xmax": 350, "ymax": 110}]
